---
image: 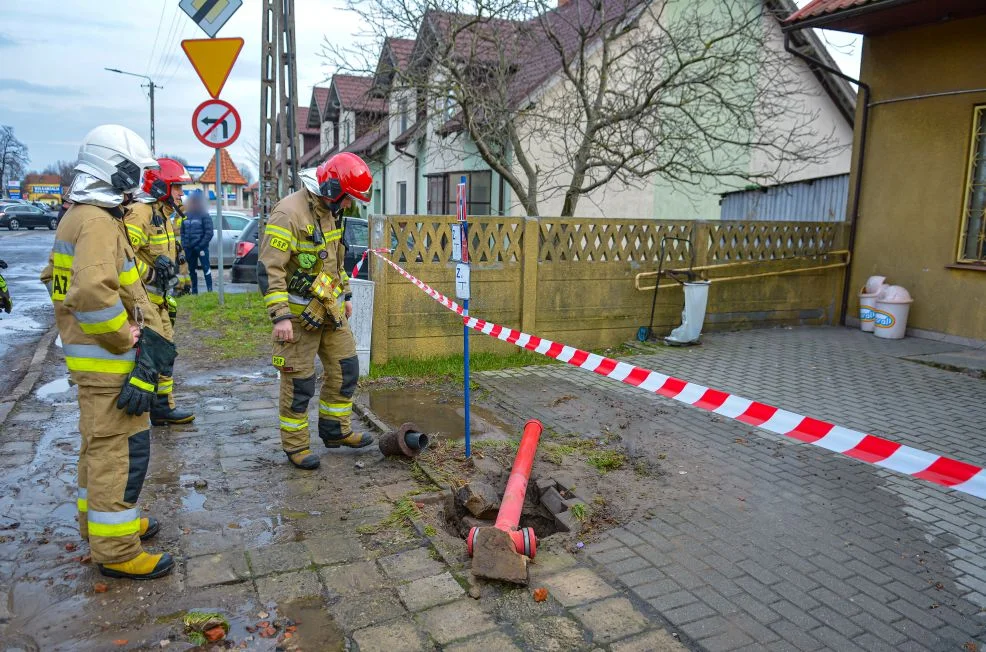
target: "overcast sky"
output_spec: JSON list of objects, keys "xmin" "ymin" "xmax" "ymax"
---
[{"xmin": 0, "ymin": 1, "xmax": 859, "ymax": 178}]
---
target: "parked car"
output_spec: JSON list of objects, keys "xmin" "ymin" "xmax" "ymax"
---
[
  {"xmin": 207, "ymin": 210, "xmax": 250, "ymax": 267},
  {"xmin": 230, "ymin": 218, "xmax": 260, "ymax": 284},
  {"xmin": 0, "ymin": 204, "xmax": 59, "ymax": 230},
  {"xmin": 231, "ymin": 216, "xmax": 372, "ymax": 284}
]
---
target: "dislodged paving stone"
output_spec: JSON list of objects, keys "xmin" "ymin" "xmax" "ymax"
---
[
  {"xmin": 352, "ymin": 617, "xmax": 430, "ymax": 652},
  {"xmin": 248, "ymin": 541, "xmax": 312, "ymax": 577},
  {"xmin": 329, "ymin": 589, "xmax": 406, "ymax": 630},
  {"xmin": 516, "ymin": 615, "xmax": 589, "ymax": 651},
  {"xmin": 444, "ymin": 631, "xmax": 523, "ymax": 652},
  {"xmin": 610, "ymin": 629, "xmax": 684, "ymax": 652},
  {"xmin": 457, "ymin": 482, "xmax": 501, "ymax": 519},
  {"xmin": 415, "ymin": 599, "xmax": 497, "ymax": 645},
  {"xmin": 398, "ymin": 572, "xmax": 465, "ymax": 612},
  {"xmin": 320, "ymin": 560, "xmax": 387, "ymax": 597},
  {"xmin": 571, "ymin": 596, "xmax": 650, "ymax": 644},
  {"xmin": 379, "ymin": 547, "xmax": 446, "ymax": 582},
  {"xmin": 184, "ymin": 551, "xmax": 250, "ymax": 588},
  {"xmin": 255, "ymin": 569, "xmax": 322, "ymax": 604},
  {"xmin": 303, "ymin": 532, "xmax": 364, "ymax": 566},
  {"xmin": 541, "ymin": 567, "xmax": 618, "ymax": 607}
]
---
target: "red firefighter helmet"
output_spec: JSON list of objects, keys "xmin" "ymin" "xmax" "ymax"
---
[
  {"xmin": 316, "ymin": 152, "xmax": 372, "ymax": 203},
  {"xmin": 142, "ymin": 157, "xmax": 192, "ymax": 200}
]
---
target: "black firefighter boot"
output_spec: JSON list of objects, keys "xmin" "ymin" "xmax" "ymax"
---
[{"xmin": 150, "ymin": 394, "xmax": 196, "ymax": 426}]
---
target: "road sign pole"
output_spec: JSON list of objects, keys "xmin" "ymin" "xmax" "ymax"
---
[
  {"xmin": 456, "ymin": 175, "xmax": 471, "ymax": 458},
  {"xmin": 215, "ymin": 147, "xmax": 225, "ymax": 306}
]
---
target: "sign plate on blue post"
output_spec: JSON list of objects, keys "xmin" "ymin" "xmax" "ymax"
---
[{"xmin": 455, "ymin": 262, "xmax": 471, "ymax": 300}]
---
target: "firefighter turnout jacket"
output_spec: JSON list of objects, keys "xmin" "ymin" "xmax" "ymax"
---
[
  {"xmin": 41, "ymin": 203, "xmax": 153, "ymax": 387},
  {"xmin": 259, "ymin": 188, "xmax": 351, "ymax": 321},
  {"xmin": 125, "ymin": 202, "xmax": 178, "ymax": 307}
]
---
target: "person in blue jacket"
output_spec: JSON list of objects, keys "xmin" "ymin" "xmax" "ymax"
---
[{"xmin": 179, "ymin": 190, "xmax": 213, "ymax": 294}]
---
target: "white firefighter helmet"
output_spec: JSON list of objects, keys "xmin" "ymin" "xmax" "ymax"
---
[{"xmin": 74, "ymin": 125, "xmax": 158, "ymax": 193}]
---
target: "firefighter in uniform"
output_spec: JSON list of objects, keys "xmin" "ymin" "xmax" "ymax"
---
[
  {"xmin": 0, "ymin": 259, "xmax": 11, "ymax": 314},
  {"xmin": 170, "ymin": 197, "xmax": 192, "ymax": 296},
  {"xmin": 40, "ymin": 125, "xmax": 176, "ymax": 580},
  {"xmin": 125, "ymin": 158, "xmax": 196, "ymax": 426},
  {"xmin": 258, "ymin": 153, "xmax": 374, "ymax": 469}
]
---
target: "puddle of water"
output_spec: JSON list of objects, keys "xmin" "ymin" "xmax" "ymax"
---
[
  {"xmin": 278, "ymin": 597, "xmax": 346, "ymax": 651},
  {"xmin": 367, "ymin": 388, "xmax": 512, "ymax": 439},
  {"xmin": 179, "ymin": 474, "xmax": 207, "ymax": 512},
  {"xmin": 35, "ymin": 377, "xmax": 72, "ymax": 401}
]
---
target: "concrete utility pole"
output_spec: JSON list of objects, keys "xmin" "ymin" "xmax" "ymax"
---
[
  {"xmin": 105, "ymin": 68, "xmax": 162, "ymax": 155},
  {"xmin": 259, "ymin": 0, "xmax": 299, "ymax": 224},
  {"xmin": 257, "ymin": 0, "xmax": 301, "ymax": 222}
]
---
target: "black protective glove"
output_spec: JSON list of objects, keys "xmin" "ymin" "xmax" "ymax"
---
[
  {"xmin": 0, "ymin": 261, "xmax": 10, "ymax": 314},
  {"xmin": 175, "ymin": 241, "xmax": 187, "ymax": 267},
  {"xmin": 151, "ymin": 254, "xmax": 177, "ymax": 296},
  {"xmin": 116, "ymin": 327, "xmax": 177, "ymax": 416},
  {"xmin": 287, "ymin": 269, "xmax": 317, "ymax": 297}
]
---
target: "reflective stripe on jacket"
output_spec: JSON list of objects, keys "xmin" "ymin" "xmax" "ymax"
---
[
  {"xmin": 124, "ymin": 202, "xmax": 178, "ymax": 306},
  {"xmin": 257, "ymin": 189, "xmax": 350, "ymax": 323},
  {"xmin": 40, "ymin": 203, "xmax": 153, "ymax": 388}
]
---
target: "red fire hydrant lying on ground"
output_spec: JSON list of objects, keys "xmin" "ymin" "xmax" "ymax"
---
[{"xmin": 467, "ymin": 419, "xmax": 543, "ymax": 577}]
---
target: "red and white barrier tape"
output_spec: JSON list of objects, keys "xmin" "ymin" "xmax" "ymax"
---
[{"xmin": 369, "ymin": 251, "xmax": 986, "ymax": 500}]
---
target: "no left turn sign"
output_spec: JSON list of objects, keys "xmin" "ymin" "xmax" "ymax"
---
[{"xmin": 192, "ymin": 98, "xmax": 241, "ymax": 148}]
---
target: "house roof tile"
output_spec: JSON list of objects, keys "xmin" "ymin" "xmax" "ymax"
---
[
  {"xmin": 345, "ymin": 120, "xmax": 389, "ymax": 156},
  {"xmin": 296, "ymin": 106, "xmax": 319, "ymax": 135},
  {"xmin": 333, "ymin": 75, "xmax": 387, "ymax": 113},
  {"xmin": 313, "ymin": 86, "xmax": 331, "ymax": 120},
  {"xmin": 199, "ymin": 148, "xmax": 247, "ymax": 185},
  {"xmin": 785, "ymin": 0, "xmax": 877, "ymax": 23}
]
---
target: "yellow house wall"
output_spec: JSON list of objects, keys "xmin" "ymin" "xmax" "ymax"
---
[{"xmin": 849, "ymin": 15, "xmax": 986, "ymax": 341}]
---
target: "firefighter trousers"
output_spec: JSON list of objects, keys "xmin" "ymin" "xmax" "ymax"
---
[
  {"xmin": 272, "ymin": 315, "xmax": 359, "ymax": 454},
  {"xmin": 77, "ymin": 384, "xmax": 151, "ymax": 564},
  {"xmin": 150, "ymin": 300, "xmax": 177, "ymax": 409}
]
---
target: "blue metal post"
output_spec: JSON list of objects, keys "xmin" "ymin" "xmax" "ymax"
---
[
  {"xmin": 464, "ymin": 293, "xmax": 471, "ymax": 458},
  {"xmin": 460, "ymin": 175, "xmax": 471, "ymax": 458}
]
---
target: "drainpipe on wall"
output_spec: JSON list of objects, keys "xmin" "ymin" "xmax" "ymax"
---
[{"xmin": 783, "ymin": 31, "xmax": 871, "ymax": 326}]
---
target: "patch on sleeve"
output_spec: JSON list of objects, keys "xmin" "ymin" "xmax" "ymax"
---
[
  {"xmin": 272, "ymin": 355, "xmax": 286, "ymax": 367},
  {"xmin": 269, "ymin": 236, "xmax": 290, "ymax": 252}
]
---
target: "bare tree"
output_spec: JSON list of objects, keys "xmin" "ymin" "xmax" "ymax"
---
[
  {"xmin": 42, "ymin": 160, "xmax": 76, "ymax": 187},
  {"xmin": 238, "ymin": 164, "xmax": 256, "ymax": 184},
  {"xmin": 322, "ymin": 0, "xmax": 844, "ymax": 216},
  {"xmin": 0, "ymin": 126, "xmax": 29, "ymax": 197}
]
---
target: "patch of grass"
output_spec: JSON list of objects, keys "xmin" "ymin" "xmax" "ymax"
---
[
  {"xmin": 587, "ymin": 450, "xmax": 627, "ymax": 472},
  {"xmin": 540, "ymin": 436, "xmax": 598, "ymax": 465},
  {"xmin": 369, "ymin": 350, "xmax": 555, "ymax": 382},
  {"xmin": 384, "ymin": 496, "xmax": 421, "ymax": 529},
  {"xmin": 423, "ymin": 525, "xmax": 437, "ymax": 537},
  {"xmin": 570, "ymin": 503, "xmax": 590, "ymax": 522},
  {"xmin": 177, "ymin": 292, "xmax": 270, "ymax": 361}
]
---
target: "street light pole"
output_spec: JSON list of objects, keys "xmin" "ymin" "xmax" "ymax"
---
[{"xmin": 104, "ymin": 68, "xmax": 163, "ymax": 155}]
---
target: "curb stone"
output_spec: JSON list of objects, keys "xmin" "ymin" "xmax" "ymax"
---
[{"xmin": 0, "ymin": 325, "xmax": 58, "ymax": 427}]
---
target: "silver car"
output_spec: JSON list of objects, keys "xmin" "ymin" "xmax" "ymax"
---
[{"xmin": 207, "ymin": 211, "xmax": 250, "ymax": 267}]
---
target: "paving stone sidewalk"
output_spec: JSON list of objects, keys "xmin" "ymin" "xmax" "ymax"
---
[
  {"xmin": 0, "ymin": 350, "xmax": 681, "ymax": 650},
  {"xmin": 477, "ymin": 327, "xmax": 986, "ymax": 651}
]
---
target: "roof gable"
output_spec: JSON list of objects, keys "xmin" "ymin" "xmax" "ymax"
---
[{"xmin": 199, "ymin": 148, "xmax": 247, "ymax": 185}]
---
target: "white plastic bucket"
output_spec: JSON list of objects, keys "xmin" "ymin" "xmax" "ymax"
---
[
  {"xmin": 873, "ymin": 294, "xmax": 912, "ymax": 340},
  {"xmin": 858, "ymin": 289, "xmax": 879, "ymax": 332}
]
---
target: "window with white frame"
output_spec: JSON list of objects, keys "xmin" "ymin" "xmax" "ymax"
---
[
  {"xmin": 959, "ymin": 105, "xmax": 986, "ymax": 263},
  {"xmin": 397, "ymin": 182, "xmax": 407, "ymax": 215},
  {"xmin": 399, "ymin": 98, "xmax": 408, "ymax": 133}
]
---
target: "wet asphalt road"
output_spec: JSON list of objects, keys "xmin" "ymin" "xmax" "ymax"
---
[{"xmin": 0, "ymin": 230, "xmax": 55, "ymax": 395}]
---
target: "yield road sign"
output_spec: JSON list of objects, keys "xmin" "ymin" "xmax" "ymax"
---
[
  {"xmin": 192, "ymin": 99, "xmax": 241, "ymax": 148},
  {"xmin": 180, "ymin": 0, "xmax": 242, "ymax": 38},
  {"xmin": 181, "ymin": 37, "xmax": 244, "ymax": 98}
]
